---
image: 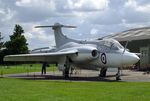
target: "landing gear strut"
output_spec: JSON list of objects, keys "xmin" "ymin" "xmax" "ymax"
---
[
  {"xmin": 99, "ymin": 67, "xmax": 107, "ymax": 77},
  {"xmin": 116, "ymin": 67, "xmax": 121, "ymax": 80},
  {"xmin": 63, "ymin": 56, "xmax": 71, "ymax": 78},
  {"xmin": 63, "ymin": 67, "xmax": 69, "ymax": 78}
]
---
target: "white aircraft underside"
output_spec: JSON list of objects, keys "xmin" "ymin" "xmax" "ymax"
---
[{"xmin": 4, "ymin": 23, "xmax": 140, "ymax": 80}]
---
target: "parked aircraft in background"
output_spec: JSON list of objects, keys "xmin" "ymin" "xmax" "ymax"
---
[{"xmin": 4, "ymin": 23, "xmax": 140, "ymax": 80}]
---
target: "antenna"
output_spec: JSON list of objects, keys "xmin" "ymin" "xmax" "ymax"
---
[{"xmin": 122, "ymin": 41, "xmax": 129, "ymax": 54}]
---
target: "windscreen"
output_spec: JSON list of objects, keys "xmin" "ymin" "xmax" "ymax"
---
[{"xmin": 102, "ymin": 39, "xmax": 124, "ymax": 50}]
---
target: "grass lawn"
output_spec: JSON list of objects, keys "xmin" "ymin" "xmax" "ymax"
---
[
  {"xmin": 0, "ymin": 64, "xmax": 57, "ymax": 74},
  {"xmin": 0, "ymin": 78, "xmax": 150, "ymax": 101}
]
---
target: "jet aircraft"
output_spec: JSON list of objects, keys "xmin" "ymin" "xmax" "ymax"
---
[{"xmin": 4, "ymin": 23, "xmax": 140, "ymax": 80}]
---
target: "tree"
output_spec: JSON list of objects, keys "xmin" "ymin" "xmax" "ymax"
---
[{"xmin": 5, "ymin": 24, "xmax": 29, "ymax": 54}]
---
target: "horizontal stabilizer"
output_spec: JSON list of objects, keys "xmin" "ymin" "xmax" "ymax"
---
[
  {"xmin": 35, "ymin": 26, "xmax": 54, "ymax": 28},
  {"xmin": 35, "ymin": 23, "xmax": 76, "ymax": 29},
  {"xmin": 31, "ymin": 47, "xmax": 49, "ymax": 51}
]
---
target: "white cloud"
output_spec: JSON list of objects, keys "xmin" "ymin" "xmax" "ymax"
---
[
  {"xmin": 90, "ymin": 28, "xmax": 98, "ymax": 35},
  {"xmin": 89, "ymin": 8, "xmax": 123, "ymax": 25},
  {"xmin": 125, "ymin": 0, "xmax": 137, "ymax": 7},
  {"xmin": 136, "ymin": 4, "xmax": 150, "ymax": 13},
  {"xmin": 23, "ymin": 32, "xmax": 34, "ymax": 39},
  {"xmin": 23, "ymin": 27, "xmax": 55, "ymax": 49},
  {"xmin": 0, "ymin": 9, "xmax": 5, "ymax": 14},
  {"xmin": 125, "ymin": 0, "xmax": 150, "ymax": 13},
  {"xmin": 64, "ymin": 0, "xmax": 109, "ymax": 11},
  {"xmin": 15, "ymin": 0, "xmax": 56, "ymax": 11},
  {"xmin": 16, "ymin": 0, "xmax": 31, "ymax": 6},
  {"xmin": 1, "ymin": 0, "xmax": 150, "ymax": 49},
  {"xmin": 30, "ymin": 28, "xmax": 50, "ymax": 41}
]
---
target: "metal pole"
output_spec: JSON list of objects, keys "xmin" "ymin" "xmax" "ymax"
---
[
  {"xmin": 53, "ymin": 64, "xmax": 55, "ymax": 75},
  {"xmin": 25, "ymin": 63, "xmax": 29, "ymax": 76},
  {"xmin": 33, "ymin": 63, "xmax": 36, "ymax": 79},
  {"xmin": 0, "ymin": 65, "xmax": 3, "ymax": 78}
]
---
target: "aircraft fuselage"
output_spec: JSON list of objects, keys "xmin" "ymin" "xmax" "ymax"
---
[{"xmin": 56, "ymin": 39, "xmax": 139, "ymax": 70}]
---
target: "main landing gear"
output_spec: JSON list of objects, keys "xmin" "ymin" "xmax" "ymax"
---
[
  {"xmin": 99, "ymin": 67, "xmax": 122, "ymax": 81},
  {"xmin": 63, "ymin": 67, "xmax": 70, "ymax": 78},
  {"xmin": 63, "ymin": 56, "xmax": 71, "ymax": 78},
  {"xmin": 99, "ymin": 67, "xmax": 107, "ymax": 78}
]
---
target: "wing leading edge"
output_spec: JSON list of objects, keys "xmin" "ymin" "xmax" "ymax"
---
[{"xmin": 4, "ymin": 50, "xmax": 78, "ymax": 63}]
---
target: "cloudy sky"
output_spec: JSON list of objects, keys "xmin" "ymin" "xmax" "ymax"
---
[{"xmin": 1, "ymin": 0, "xmax": 150, "ymax": 49}]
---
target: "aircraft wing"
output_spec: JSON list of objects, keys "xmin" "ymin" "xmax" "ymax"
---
[{"xmin": 4, "ymin": 50, "xmax": 78, "ymax": 63}]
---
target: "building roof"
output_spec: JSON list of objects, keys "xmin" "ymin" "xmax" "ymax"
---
[{"xmin": 104, "ymin": 27, "xmax": 150, "ymax": 42}]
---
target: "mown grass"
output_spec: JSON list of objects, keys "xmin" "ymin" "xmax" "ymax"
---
[
  {"xmin": 0, "ymin": 64, "xmax": 149, "ymax": 101},
  {"xmin": 0, "ymin": 64, "xmax": 57, "ymax": 74},
  {"xmin": 0, "ymin": 78, "xmax": 150, "ymax": 101}
]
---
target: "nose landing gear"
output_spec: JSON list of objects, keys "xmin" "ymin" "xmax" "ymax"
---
[{"xmin": 116, "ymin": 67, "xmax": 121, "ymax": 80}]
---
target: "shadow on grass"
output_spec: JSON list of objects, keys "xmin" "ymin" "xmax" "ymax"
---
[{"xmin": 7, "ymin": 74, "xmax": 126, "ymax": 82}]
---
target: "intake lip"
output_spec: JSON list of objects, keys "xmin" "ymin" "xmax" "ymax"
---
[{"xmin": 91, "ymin": 50, "xmax": 98, "ymax": 57}]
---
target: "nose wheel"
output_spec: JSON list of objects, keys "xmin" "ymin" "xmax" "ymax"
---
[{"xmin": 116, "ymin": 67, "xmax": 121, "ymax": 80}]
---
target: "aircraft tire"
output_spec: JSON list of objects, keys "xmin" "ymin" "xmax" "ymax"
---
[
  {"xmin": 99, "ymin": 68, "xmax": 107, "ymax": 77},
  {"xmin": 63, "ymin": 68, "xmax": 69, "ymax": 78}
]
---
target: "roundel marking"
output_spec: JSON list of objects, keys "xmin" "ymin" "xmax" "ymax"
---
[{"xmin": 101, "ymin": 53, "xmax": 107, "ymax": 64}]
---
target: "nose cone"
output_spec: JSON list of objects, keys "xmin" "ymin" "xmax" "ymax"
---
[{"xmin": 123, "ymin": 52, "xmax": 140, "ymax": 66}]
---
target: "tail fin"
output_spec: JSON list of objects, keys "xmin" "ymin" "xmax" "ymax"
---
[{"xmin": 35, "ymin": 23, "xmax": 77, "ymax": 48}]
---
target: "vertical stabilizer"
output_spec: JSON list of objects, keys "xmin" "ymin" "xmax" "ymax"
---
[{"xmin": 35, "ymin": 23, "xmax": 77, "ymax": 48}]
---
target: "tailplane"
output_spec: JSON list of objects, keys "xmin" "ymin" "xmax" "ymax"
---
[{"xmin": 35, "ymin": 23, "xmax": 77, "ymax": 48}]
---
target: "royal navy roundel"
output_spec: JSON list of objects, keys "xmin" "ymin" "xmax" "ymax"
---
[{"xmin": 101, "ymin": 53, "xmax": 107, "ymax": 64}]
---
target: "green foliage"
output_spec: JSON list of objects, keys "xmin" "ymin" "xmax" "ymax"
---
[
  {"xmin": 5, "ymin": 24, "xmax": 28, "ymax": 55},
  {"xmin": 0, "ymin": 78, "xmax": 150, "ymax": 101}
]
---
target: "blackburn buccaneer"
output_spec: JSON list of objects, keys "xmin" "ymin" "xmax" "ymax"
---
[{"xmin": 4, "ymin": 23, "xmax": 140, "ymax": 80}]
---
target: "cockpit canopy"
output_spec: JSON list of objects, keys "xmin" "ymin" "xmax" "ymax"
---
[{"xmin": 101, "ymin": 39, "xmax": 124, "ymax": 50}]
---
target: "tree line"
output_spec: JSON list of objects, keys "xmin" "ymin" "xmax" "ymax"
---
[{"xmin": 0, "ymin": 24, "xmax": 29, "ymax": 64}]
